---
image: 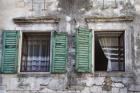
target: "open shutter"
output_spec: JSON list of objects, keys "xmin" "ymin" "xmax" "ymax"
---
[
  {"xmin": 51, "ymin": 32, "xmax": 67, "ymax": 73},
  {"xmin": 76, "ymin": 27, "xmax": 92, "ymax": 72},
  {"xmin": 1, "ymin": 31, "xmax": 19, "ymax": 74}
]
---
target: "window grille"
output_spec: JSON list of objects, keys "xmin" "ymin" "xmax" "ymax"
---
[{"xmin": 21, "ymin": 33, "xmax": 50, "ymax": 72}]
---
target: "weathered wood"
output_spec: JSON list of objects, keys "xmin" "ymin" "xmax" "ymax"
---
[
  {"xmin": 1, "ymin": 31, "xmax": 19, "ymax": 74},
  {"xmin": 51, "ymin": 32, "xmax": 68, "ymax": 73},
  {"xmin": 76, "ymin": 27, "xmax": 92, "ymax": 73}
]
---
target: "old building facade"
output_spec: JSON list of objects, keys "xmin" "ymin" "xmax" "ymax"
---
[{"xmin": 0, "ymin": 0, "xmax": 140, "ymax": 93}]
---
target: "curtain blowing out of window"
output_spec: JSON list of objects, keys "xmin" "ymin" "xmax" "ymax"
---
[
  {"xmin": 96, "ymin": 32, "xmax": 124, "ymax": 71},
  {"xmin": 99, "ymin": 37, "xmax": 118, "ymax": 71}
]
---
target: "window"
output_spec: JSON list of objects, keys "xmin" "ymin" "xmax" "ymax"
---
[
  {"xmin": 95, "ymin": 31, "xmax": 125, "ymax": 71},
  {"xmin": 20, "ymin": 32, "xmax": 51, "ymax": 72},
  {"xmin": 1, "ymin": 31, "xmax": 67, "ymax": 74}
]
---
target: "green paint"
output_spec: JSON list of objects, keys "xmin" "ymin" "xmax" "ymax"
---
[
  {"xmin": 76, "ymin": 27, "xmax": 92, "ymax": 73},
  {"xmin": 51, "ymin": 32, "xmax": 67, "ymax": 73},
  {"xmin": 1, "ymin": 31, "xmax": 19, "ymax": 74}
]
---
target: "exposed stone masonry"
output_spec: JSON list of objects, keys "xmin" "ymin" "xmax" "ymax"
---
[{"xmin": 0, "ymin": 0, "xmax": 140, "ymax": 93}]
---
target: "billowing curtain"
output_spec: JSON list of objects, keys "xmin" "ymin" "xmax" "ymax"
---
[{"xmin": 98, "ymin": 37, "xmax": 118, "ymax": 71}]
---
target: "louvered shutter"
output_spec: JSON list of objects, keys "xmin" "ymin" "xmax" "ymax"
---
[
  {"xmin": 51, "ymin": 32, "xmax": 67, "ymax": 73},
  {"xmin": 1, "ymin": 31, "xmax": 19, "ymax": 74},
  {"xmin": 76, "ymin": 27, "xmax": 92, "ymax": 72}
]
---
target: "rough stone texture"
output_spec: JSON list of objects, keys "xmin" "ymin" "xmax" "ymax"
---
[{"xmin": 0, "ymin": 0, "xmax": 140, "ymax": 93}]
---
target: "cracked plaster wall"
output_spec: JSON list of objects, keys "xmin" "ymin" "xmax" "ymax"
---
[{"xmin": 0, "ymin": 0, "xmax": 139, "ymax": 93}]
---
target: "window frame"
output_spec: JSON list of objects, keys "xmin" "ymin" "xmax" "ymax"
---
[
  {"xmin": 92, "ymin": 29, "xmax": 132, "ymax": 76},
  {"xmin": 86, "ymin": 21, "xmax": 134, "ymax": 77},
  {"xmin": 18, "ymin": 31, "xmax": 53, "ymax": 74},
  {"xmin": 94, "ymin": 31, "xmax": 125, "ymax": 72}
]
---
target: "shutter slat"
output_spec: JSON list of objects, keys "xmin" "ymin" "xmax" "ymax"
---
[
  {"xmin": 51, "ymin": 32, "xmax": 67, "ymax": 73},
  {"xmin": 1, "ymin": 31, "xmax": 19, "ymax": 74},
  {"xmin": 76, "ymin": 27, "xmax": 92, "ymax": 73}
]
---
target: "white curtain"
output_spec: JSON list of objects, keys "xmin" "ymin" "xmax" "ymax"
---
[
  {"xmin": 27, "ymin": 39, "xmax": 49, "ymax": 71},
  {"xmin": 99, "ymin": 37, "xmax": 113, "ymax": 71},
  {"xmin": 22, "ymin": 36, "xmax": 50, "ymax": 72}
]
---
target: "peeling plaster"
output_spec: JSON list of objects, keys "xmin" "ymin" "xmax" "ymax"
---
[{"xmin": 0, "ymin": 0, "xmax": 139, "ymax": 93}]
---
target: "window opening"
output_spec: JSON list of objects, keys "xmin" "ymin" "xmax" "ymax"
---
[
  {"xmin": 95, "ymin": 31, "xmax": 125, "ymax": 71},
  {"xmin": 21, "ymin": 32, "xmax": 51, "ymax": 72}
]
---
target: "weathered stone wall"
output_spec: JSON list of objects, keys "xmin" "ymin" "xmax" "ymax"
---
[{"xmin": 0, "ymin": 0, "xmax": 139, "ymax": 93}]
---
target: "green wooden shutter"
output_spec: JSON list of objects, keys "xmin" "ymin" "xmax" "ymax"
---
[
  {"xmin": 76, "ymin": 27, "xmax": 92, "ymax": 72},
  {"xmin": 1, "ymin": 31, "xmax": 19, "ymax": 74},
  {"xmin": 51, "ymin": 32, "xmax": 67, "ymax": 73}
]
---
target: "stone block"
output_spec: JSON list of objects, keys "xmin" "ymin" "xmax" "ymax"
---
[
  {"xmin": 136, "ymin": 38, "xmax": 140, "ymax": 49},
  {"xmin": 90, "ymin": 86, "xmax": 102, "ymax": 93},
  {"xmin": 47, "ymin": 78, "xmax": 66, "ymax": 91},
  {"xmin": 16, "ymin": 1, "xmax": 25, "ymax": 8},
  {"xmin": 7, "ymin": 90, "xmax": 31, "ymax": 93},
  {"xmin": 135, "ymin": 76, "xmax": 140, "ymax": 84},
  {"xmin": 0, "ymin": 86, "xmax": 6, "ymax": 93},
  {"xmin": 25, "ymin": 3, "xmax": 32, "ymax": 10},
  {"xmin": 81, "ymin": 87, "xmax": 90, "ymax": 93},
  {"xmin": 93, "ymin": 77, "xmax": 105, "ymax": 85},
  {"xmin": 57, "ymin": 91, "xmax": 80, "ymax": 93},
  {"xmin": 122, "ymin": 78, "xmax": 132, "ymax": 85},
  {"xmin": 83, "ymin": 77, "xmax": 105, "ymax": 87},
  {"xmin": 69, "ymin": 86, "xmax": 84, "ymax": 91},
  {"xmin": 119, "ymin": 88, "xmax": 127, "ymax": 93},
  {"xmin": 16, "ymin": 0, "xmax": 23, "ymax": 2},
  {"xmin": 111, "ymin": 77, "xmax": 122, "ymax": 82},
  {"xmin": 112, "ymin": 83, "xmax": 125, "ymax": 88},
  {"xmin": 112, "ymin": 88, "xmax": 120, "ymax": 93},
  {"xmin": 129, "ymin": 84, "xmax": 140, "ymax": 92},
  {"xmin": 102, "ymin": 90, "xmax": 111, "ymax": 93},
  {"xmin": 85, "ymin": 77, "xmax": 94, "ymax": 87},
  {"xmin": 39, "ymin": 88, "xmax": 55, "ymax": 93},
  {"xmin": 33, "ymin": 0, "xmax": 44, "ymax": 3}
]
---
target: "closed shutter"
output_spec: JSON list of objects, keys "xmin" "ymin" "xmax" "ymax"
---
[
  {"xmin": 51, "ymin": 32, "xmax": 67, "ymax": 73},
  {"xmin": 1, "ymin": 31, "xmax": 19, "ymax": 74},
  {"xmin": 76, "ymin": 27, "xmax": 92, "ymax": 72}
]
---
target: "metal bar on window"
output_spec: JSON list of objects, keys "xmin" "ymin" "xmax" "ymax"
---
[{"xmin": 21, "ymin": 33, "xmax": 50, "ymax": 72}]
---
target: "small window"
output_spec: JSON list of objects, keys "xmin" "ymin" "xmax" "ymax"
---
[
  {"xmin": 95, "ymin": 31, "xmax": 125, "ymax": 71},
  {"xmin": 20, "ymin": 32, "xmax": 51, "ymax": 72}
]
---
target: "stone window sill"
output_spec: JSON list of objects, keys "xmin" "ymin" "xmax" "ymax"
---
[{"xmin": 17, "ymin": 72, "xmax": 51, "ymax": 77}]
